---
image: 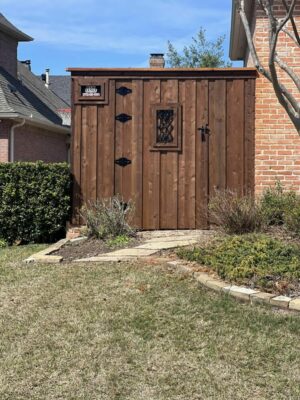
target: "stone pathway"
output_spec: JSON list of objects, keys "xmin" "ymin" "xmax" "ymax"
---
[{"xmin": 74, "ymin": 230, "xmax": 213, "ymax": 262}]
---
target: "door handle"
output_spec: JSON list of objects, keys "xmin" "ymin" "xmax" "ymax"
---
[{"xmin": 198, "ymin": 124, "xmax": 210, "ymax": 142}]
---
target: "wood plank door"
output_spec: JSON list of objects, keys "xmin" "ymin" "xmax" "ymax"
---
[{"xmin": 142, "ymin": 78, "xmax": 209, "ymax": 230}]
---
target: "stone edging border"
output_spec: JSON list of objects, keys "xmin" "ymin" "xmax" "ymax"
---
[
  {"xmin": 24, "ymin": 239, "xmax": 300, "ymax": 313},
  {"xmin": 167, "ymin": 260, "xmax": 300, "ymax": 312},
  {"xmin": 24, "ymin": 237, "xmax": 86, "ymax": 264}
]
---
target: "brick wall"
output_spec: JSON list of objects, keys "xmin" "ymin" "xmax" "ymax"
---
[
  {"xmin": 0, "ymin": 120, "xmax": 68, "ymax": 163},
  {"xmin": 14, "ymin": 124, "xmax": 68, "ymax": 162},
  {"xmin": 0, "ymin": 32, "xmax": 17, "ymax": 78},
  {"xmin": 245, "ymin": 1, "xmax": 300, "ymax": 194},
  {"xmin": 0, "ymin": 120, "xmax": 10, "ymax": 162}
]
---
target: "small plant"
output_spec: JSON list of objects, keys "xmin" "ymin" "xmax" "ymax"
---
[
  {"xmin": 0, "ymin": 239, "xmax": 7, "ymax": 248},
  {"xmin": 177, "ymin": 234, "xmax": 300, "ymax": 294},
  {"xmin": 107, "ymin": 234, "xmax": 131, "ymax": 248},
  {"xmin": 285, "ymin": 198, "xmax": 300, "ymax": 237},
  {"xmin": 208, "ymin": 190, "xmax": 263, "ymax": 234},
  {"xmin": 80, "ymin": 196, "xmax": 136, "ymax": 240},
  {"xmin": 260, "ymin": 180, "xmax": 297, "ymax": 226}
]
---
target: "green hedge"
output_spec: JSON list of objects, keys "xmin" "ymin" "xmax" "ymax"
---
[{"xmin": 0, "ymin": 162, "xmax": 71, "ymax": 244}]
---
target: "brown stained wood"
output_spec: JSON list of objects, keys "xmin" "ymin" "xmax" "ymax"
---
[
  {"xmin": 131, "ymin": 80, "xmax": 143, "ymax": 227},
  {"xmin": 226, "ymin": 79, "xmax": 245, "ymax": 194},
  {"xmin": 244, "ymin": 79, "xmax": 255, "ymax": 195},
  {"xmin": 178, "ymin": 80, "xmax": 196, "ymax": 228},
  {"xmin": 114, "ymin": 81, "xmax": 126, "ymax": 198},
  {"xmin": 80, "ymin": 106, "xmax": 88, "ymax": 206},
  {"xmin": 86, "ymin": 106, "xmax": 97, "ymax": 202},
  {"xmin": 119, "ymin": 81, "xmax": 133, "ymax": 203},
  {"xmin": 71, "ymin": 105, "xmax": 82, "ymax": 224},
  {"xmin": 142, "ymin": 79, "xmax": 161, "ymax": 229},
  {"xmin": 196, "ymin": 80, "xmax": 209, "ymax": 228},
  {"xmin": 160, "ymin": 79, "xmax": 179, "ymax": 229},
  {"xmin": 209, "ymin": 80, "xmax": 226, "ymax": 196},
  {"xmin": 97, "ymin": 80, "xmax": 115, "ymax": 199},
  {"xmin": 70, "ymin": 71, "xmax": 256, "ymax": 230},
  {"xmin": 178, "ymin": 80, "xmax": 186, "ymax": 228}
]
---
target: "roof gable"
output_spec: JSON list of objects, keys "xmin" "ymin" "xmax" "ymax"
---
[{"xmin": 0, "ymin": 13, "xmax": 33, "ymax": 42}]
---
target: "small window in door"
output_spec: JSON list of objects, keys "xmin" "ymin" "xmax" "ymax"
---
[{"xmin": 151, "ymin": 103, "xmax": 182, "ymax": 151}]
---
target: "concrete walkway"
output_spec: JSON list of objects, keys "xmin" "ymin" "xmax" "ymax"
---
[{"xmin": 74, "ymin": 230, "xmax": 213, "ymax": 262}]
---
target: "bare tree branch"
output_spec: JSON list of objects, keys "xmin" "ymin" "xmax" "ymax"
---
[
  {"xmin": 281, "ymin": 0, "xmax": 300, "ymax": 45},
  {"xmin": 236, "ymin": 0, "xmax": 300, "ymax": 132},
  {"xmin": 282, "ymin": 26, "xmax": 300, "ymax": 47}
]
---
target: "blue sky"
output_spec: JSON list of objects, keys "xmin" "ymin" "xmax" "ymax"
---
[{"xmin": 1, "ymin": 0, "xmax": 238, "ymax": 75}]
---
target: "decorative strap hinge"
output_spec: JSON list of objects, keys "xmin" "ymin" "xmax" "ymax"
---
[
  {"xmin": 115, "ymin": 113, "xmax": 132, "ymax": 123},
  {"xmin": 115, "ymin": 157, "xmax": 131, "ymax": 167},
  {"xmin": 116, "ymin": 86, "xmax": 132, "ymax": 96}
]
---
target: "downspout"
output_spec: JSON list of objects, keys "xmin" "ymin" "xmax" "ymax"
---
[{"xmin": 10, "ymin": 119, "xmax": 25, "ymax": 162}]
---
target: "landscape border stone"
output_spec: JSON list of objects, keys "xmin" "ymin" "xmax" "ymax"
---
[{"xmin": 167, "ymin": 261, "xmax": 300, "ymax": 313}]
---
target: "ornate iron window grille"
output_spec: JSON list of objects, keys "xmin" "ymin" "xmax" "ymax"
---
[{"xmin": 156, "ymin": 110, "xmax": 174, "ymax": 143}]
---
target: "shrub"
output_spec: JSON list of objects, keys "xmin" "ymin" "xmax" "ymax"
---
[
  {"xmin": 208, "ymin": 190, "xmax": 263, "ymax": 234},
  {"xmin": 80, "ymin": 196, "xmax": 136, "ymax": 240},
  {"xmin": 260, "ymin": 180, "xmax": 297, "ymax": 226},
  {"xmin": 285, "ymin": 198, "xmax": 300, "ymax": 237},
  {"xmin": 177, "ymin": 234, "xmax": 300, "ymax": 292},
  {"xmin": 0, "ymin": 239, "xmax": 6, "ymax": 248},
  {"xmin": 0, "ymin": 162, "xmax": 71, "ymax": 244}
]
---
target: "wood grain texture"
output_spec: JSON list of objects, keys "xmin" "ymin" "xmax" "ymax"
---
[
  {"xmin": 70, "ymin": 73, "xmax": 256, "ymax": 229},
  {"xmin": 160, "ymin": 79, "xmax": 179, "ymax": 229},
  {"xmin": 227, "ymin": 79, "xmax": 245, "ymax": 194},
  {"xmin": 196, "ymin": 80, "xmax": 209, "ymax": 228},
  {"xmin": 142, "ymin": 79, "xmax": 161, "ymax": 229}
]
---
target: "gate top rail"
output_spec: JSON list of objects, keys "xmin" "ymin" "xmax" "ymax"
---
[{"xmin": 67, "ymin": 67, "xmax": 258, "ymax": 80}]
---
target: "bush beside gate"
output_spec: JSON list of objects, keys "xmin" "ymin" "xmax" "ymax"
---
[{"xmin": 0, "ymin": 162, "xmax": 71, "ymax": 244}]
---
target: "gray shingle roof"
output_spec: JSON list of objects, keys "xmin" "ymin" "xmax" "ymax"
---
[
  {"xmin": 0, "ymin": 63, "xmax": 70, "ymax": 130},
  {"xmin": 48, "ymin": 76, "xmax": 71, "ymax": 106},
  {"xmin": 0, "ymin": 13, "xmax": 33, "ymax": 42}
]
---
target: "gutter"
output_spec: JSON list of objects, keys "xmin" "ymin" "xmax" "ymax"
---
[
  {"xmin": 10, "ymin": 118, "xmax": 25, "ymax": 162},
  {"xmin": 0, "ymin": 113, "xmax": 70, "ymax": 135}
]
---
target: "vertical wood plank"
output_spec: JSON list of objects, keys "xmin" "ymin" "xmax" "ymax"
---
[
  {"xmin": 131, "ymin": 80, "xmax": 143, "ymax": 228},
  {"xmin": 209, "ymin": 79, "xmax": 226, "ymax": 196},
  {"xmin": 244, "ymin": 79, "xmax": 255, "ymax": 195},
  {"xmin": 81, "ymin": 106, "xmax": 88, "ymax": 206},
  {"xmin": 160, "ymin": 79, "xmax": 179, "ymax": 229},
  {"xmin": 227, "ymin": 79, "xmax": 245, "ymax": 194},
  {"xmin": 97, "ymin": 80, "xmax": 115, "ymax": 199},
  {"xmin": 196, "ymin": 79, "xmax": 209, "ymax": 228},
  {"xmin": 178, "ymin": 80, "xmax": 196, "ymax": 228},
  {"xmin": 86, "ymin": 106, "xmax": 97, "ymax": 202},
  {"xmin": 71, "ymin": 105, "xmax": 82, "ymax": 224},
  {"xmin": 142, "ymin": 79, "xmax": 161, "ymax": 229}
]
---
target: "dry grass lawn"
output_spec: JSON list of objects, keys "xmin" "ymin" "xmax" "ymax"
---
[{"xmin": 0, "ymin": 245, "xmax": 300, "ymax": 399}]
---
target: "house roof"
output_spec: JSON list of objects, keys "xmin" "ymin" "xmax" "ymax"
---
[
  {"xmin": 0, "ymin": 13, "xmax": 33, "ymax": 42},
  {"xmin": 46, "ymin": 75, "xmax": 71, "ymax": 106},
  {"xmin": 229, "ymin": 0, "xmax": 254, "ymax": 61},
  {"xmin": 0, "ymin": 63, "xmax": 70, "ymax": 133}
]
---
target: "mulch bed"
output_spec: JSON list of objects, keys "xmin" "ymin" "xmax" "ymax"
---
[{"xmin": 54, "ymin": 236, "xmax": 143, "ymax": 262}]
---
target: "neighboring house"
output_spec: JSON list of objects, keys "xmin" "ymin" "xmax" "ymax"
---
[
  {"xmin": 230, "ymin": 1, "xmax": 300, "ymax": 195},
  {"xmin": 0, "ymin": 13, "xmax": 70, "ymax": 163}
]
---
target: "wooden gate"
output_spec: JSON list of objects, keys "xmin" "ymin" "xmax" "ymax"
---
[{"xmin": 69, "ymin": 68, "xmax": 256, "ymax": 230}]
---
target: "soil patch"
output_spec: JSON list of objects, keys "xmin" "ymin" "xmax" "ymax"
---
[{"xmin": 54, "ymin": 236, "xmax": 143, "ymax": 262}]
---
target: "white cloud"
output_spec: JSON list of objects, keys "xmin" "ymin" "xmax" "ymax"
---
[{"xmin": 2, "ymin": 0, "xmax": 231, "ymax": 54}]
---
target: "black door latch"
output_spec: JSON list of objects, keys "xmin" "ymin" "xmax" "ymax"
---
[{"xmin": 198, "ymin": 124, "xmax": 210, "ymax": 142}]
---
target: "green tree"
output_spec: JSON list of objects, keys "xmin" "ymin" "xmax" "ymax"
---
[{"xmin": 166, "ymin": 27, "xmax": 231, "ymax": 68}]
